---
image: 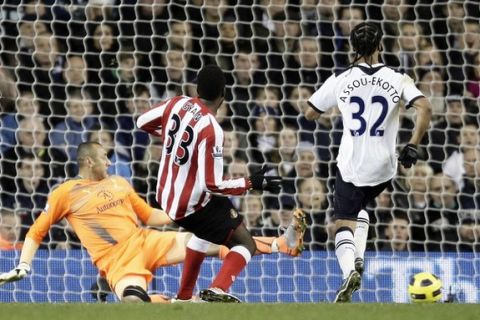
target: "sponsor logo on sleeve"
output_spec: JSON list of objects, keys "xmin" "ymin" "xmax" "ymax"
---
[{"xmin": 212, "ymin": 146, "xmax": 223, "ymax": 158}]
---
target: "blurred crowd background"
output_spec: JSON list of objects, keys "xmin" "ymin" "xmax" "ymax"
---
[{"xmin": 1, "ymin": 0, "xmax": 480, "ymax": 253}]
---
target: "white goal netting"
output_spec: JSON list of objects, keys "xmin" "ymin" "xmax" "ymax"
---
[{"xmin": 0, "ymin": 0, "xmax": 479, "ymax": 303}]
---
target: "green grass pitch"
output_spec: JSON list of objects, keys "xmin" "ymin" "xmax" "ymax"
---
[{"xmin": 1, "ymin": 303, "xmax": 479, "ymax": 320}]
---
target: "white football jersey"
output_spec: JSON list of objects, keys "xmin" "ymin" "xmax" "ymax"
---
[{"xmin": 308, "ymin": 63, "xmax": 424, "ymax": 186}]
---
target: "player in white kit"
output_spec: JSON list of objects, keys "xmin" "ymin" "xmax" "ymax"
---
[{"xmin": 305, "ymin": 22, "xmax": 432, "ymax": 302}]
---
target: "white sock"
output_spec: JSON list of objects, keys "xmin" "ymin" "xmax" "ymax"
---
[
  {"xmin": 271, "ymin": 239, "xmax": 279, "ymax": 252},
  {"xmin": 335, "ymin": 228, "xmax": 356, "ymax": 279},
  {"xmin": 354, "ymin": 210, "xmax": 369, "ymax": 262},
  {"xmin": 285, "ymin": 224, "xmax": 296, "ymax": 248}
]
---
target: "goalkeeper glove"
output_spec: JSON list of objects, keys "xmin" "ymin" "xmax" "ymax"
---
[
  {"xmin": 398, "ymin": 144, "xmax": 418, "ymax": 168},
  {"xmin": 248, "ymin": 166, "xmax": 283, "ymax": 193},
  {"xmin": 0, "ymin": 262, "xmax": 30, "ymax": 286}
]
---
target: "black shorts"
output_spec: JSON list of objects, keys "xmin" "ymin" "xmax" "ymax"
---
[
  {"xmin": 174, "ymin": 196, "xmax": 244, "ymax": 245},
  {"xmin": 334, "ymin": 169, "xmax": 391, "ymax": 220}
]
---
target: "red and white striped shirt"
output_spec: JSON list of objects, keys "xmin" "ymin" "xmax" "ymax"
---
[{"xmin": 137, "ymin": 96, "xmax": 249, "ymax": 220}]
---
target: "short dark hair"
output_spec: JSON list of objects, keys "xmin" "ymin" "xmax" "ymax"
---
[
  {"xmin": 196, "ymin": 64, "xmax": 226, "ymax": 101},
  {"xmin": 77, "ymin": 141, "xmax": 102, "ymax": 165},
  {"xmin": 350, "ymin": 22, "xmax": 382, "ymax": 58}
]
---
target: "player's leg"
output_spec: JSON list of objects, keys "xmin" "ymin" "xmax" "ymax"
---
[
  {"xmin": 114, "ymin": 275, "xmax": 150, "ymax": 303},
  {"xmin": 217, "ymin": 208, "xmax": 307, "ymax": 258},
  {"xmin": 175, "ymin": 233, "xmax": 210, "ymax": 299},
  {"xmin": 175, "ymin": 234, "xmax": 211, "ymax": 301},
  {"xmin": 353, "ymin": 209, "xmax": 369, "ymax": 275},
  {"xmin": 200, "ymin": 222, "xmax": 255, "ymax": 303},
  {"xmin": 332, "ymin": 170, "xmax": 362, "ymax": 303},
  {"xmin": 353, "ymin": 182, "xmax": 391, "ymax": 277}
]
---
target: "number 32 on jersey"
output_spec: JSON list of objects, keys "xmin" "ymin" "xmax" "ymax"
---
[{"xmin": 349, "ymin": 95, "xmax": 388, "ymax": 137}]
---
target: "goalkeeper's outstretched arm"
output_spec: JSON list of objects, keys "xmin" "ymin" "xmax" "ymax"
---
[{"xmin": 0, "ymin": 237, "xmax": 40, "ymax": 286}]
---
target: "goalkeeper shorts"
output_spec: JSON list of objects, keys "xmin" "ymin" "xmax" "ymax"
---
[{"xmin": 95, "ymin": 229, "xmax": 177, "ymax": 290}]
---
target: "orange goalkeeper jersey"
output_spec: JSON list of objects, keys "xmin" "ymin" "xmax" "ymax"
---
[{"xmin": 27, "ymin": 176, "xmax": 154, "ymax": 264}]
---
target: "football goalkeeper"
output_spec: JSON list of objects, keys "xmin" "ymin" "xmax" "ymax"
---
[{"xmin": 0, "ymin": 142, "xmax": 306, "ymax": 303}]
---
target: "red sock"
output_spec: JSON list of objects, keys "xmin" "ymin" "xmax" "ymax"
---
[
  {"xmin": 177, "ymin": 247, "xmax": 206, "ymax": 300},
  {"xmin": 210, "ymin": 251, "xmax": 247, "ymax": 291}
]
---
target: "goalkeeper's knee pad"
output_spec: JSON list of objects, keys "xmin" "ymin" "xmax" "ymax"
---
[{"xmin": 122, "ymin": 285, "xmax": 151, "ymax": 302}]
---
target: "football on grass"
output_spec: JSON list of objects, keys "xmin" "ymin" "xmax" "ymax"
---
[{"xmin": 408, "ymin": 272, "xmax": 442, "ymax": 303}]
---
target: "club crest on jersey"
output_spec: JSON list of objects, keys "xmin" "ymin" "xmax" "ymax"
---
[
  {"xmin": 212, "ymin": 146, "xmax": 223, "ymax": 158},
  {"xmin": 97, "ymin": 190, "xmax": 114, "ymax": 201},
  {"xmin": 230, "ymin": 209, "xmax": 238, "ymax": 218}
]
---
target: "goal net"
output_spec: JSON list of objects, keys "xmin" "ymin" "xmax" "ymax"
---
[{"xmin": 0, "ymin": 0, "xmax": 479, "ymax": 303}]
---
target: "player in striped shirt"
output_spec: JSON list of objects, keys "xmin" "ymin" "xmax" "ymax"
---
[
  {"xmin": 0, "ymin": 142, "xmax": 305, "ymax": 303},
  {"xmin": 305, "ymin": 22, "xmax": 432, "ymax": 302},
  {"xmin": 137, "ymin": 65, "xmax": 288, "ymax": 303}
]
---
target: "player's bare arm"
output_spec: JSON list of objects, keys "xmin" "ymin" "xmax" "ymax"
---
[
  {"xmin": 305, "ymin": 101, "xmax": 324, "ymax": 121},
  {"xmin": 408, "ymin": 97, "xmax": 432, "ymax": 146},
  {"xmin": 146, "ymin": 209, "xmax": 174, "ymax": 227}
]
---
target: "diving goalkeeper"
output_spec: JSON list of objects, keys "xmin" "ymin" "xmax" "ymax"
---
[{"xmin": 0, "ymin": 142, "xmax": 306, "ymax": 303}]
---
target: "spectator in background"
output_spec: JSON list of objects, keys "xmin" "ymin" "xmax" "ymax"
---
[
  {"xmin": 301, "ymin": 0, "xmax": 335, "ymax": 55},
  {"xmin": 50, "ymin": 90, "xmax": 98, "ymax": 166},
  {"xmin": 443, "ymin": 123, "xmax": 480, "ymax": 190},
  {"xmin": 84, "ymin": 21, "xmax": 119, "ymax": 117},
  {"xmin": 248, "ymin": 105, "xmax": 280, "ymax": 165},
  {"xmin": 15, "ymin": 14, "xmax": 49, "ymax": 65},
  {"xmin": 405, "ymin": 162, "xmax": 434, "ymax": 251},
  {"xmin": 222, "ymin": 129, "xmax": 247, "ymax": 169},
  {"xmin": 285, "ymin": 37, "xmax": 330, "ymax": 90},
  {"xmin": 226, "ymin": 159, "xmax": 250, "ymax": 210},
  {"xmin": 458, "ymin": 212, "xmax": 480, "ymax": 252},
  {"xmin": 296, "ymin": 177, "xmax": 330, "ymax": 250},
  {"xmin": 372, "ymin": 189, "xmax": 396, "ymax": 238},
  {"xmin": 376, "ymin": 211, "xmax": 411, "ymax": 252},
  {"xmin": 467, "ymin": 52, "xmax": 480, "ymax": 98},
  {"xmin": 250, "ymin": 0, "xmax": 287, "ymax": 54},
  {"xmin": 1, "ymin": 117, "xmax": 67, "ymax": 200},
  {"xmin": 426, "ymin": 173, "xmax": 459, "ymax": 251},
  {"xmin": 283, "ymin": 142, "xmax": 320, "ymax": 195},
  {"xmin": 163, "ymin": 18, "xmax": 199, "ymax": 76},
  {"xmin": 151, "ymin": 44, "xmax": 193, "ymax": 101},
  {"xmin": 381, "ymin": 0, "xmax": 415, "ymax": 58},
  {"xmin": 428, "ymin": 96, "xmax": 465, "ymax": 173},
  {"xmin": 417, "ymin": 68, "xmax": 446, "ymax": 123},
  {"xmin": 384, "ymin": 21, "xmax": 423, "ymax": 78},
  {"xmin": 132, "ymin": 137, "xmax": 163, "ymax": 207},
  {"xmin": 0, "ymin": 91, "xmax": 39, "ymax": 152},
  {"xmin": 459, "ymin": 148, "xmax": 480, "ymax": 210},
  {"xmin": 3, "ymin": 155, "xmax": 51, "ymax": 245},
  {"xmin": 196, "ymin": 0, "xmax": 231, "ymax": 65},
  {"xmin": 67, "ymin": 0, "xmax": 117, "ymax": 53},
  {"xmin": 114, "ymin": 51, "xmax": 137, "ymax": 100},
  {"xmin": 20, "ymin": 0, "xmax": 70, "ymax": 47},
  {"xmin": 16, "ymin": 30, "xmax": 63, "ymax": 117},
  {"xmin": 0, "ymin": 67, "xmax": 17, "ymax": 113},
  {"xmin": 239, "ymin": 194, "xmax": 264, "ymax": 236},
  {"xmin": 52, "ymin": 54, "xmax": 97, "ymax": 125},
  {"xmin": 443, "ymin": 18, "xmax": 480, "ymax": 96},
  {"xmin": 262, "ymin": 198, "xmax": 295, "ymax": 237},
  {"xmin": 259, "ymin": 10, "xmax": 299, "ymax": 86},
  {"xmin": 415, "ymin": 40, "xmax": 444, "ymax": 70},
  {"xmin": 118, "ymin": 0, "xmax": 169, "ymax": 76},
  {"xmin": 227, "ymin": 48, "xmax": 263, "ymax": 132},
  {"xmin": 277, "ymin": 126, "xmax": 298, "ymax": 177},
  {"xmin": 116, "ymin": 85, "xmax": 152, "ymax": 163},
  {"xmin": 0, "ymin": 209, "xmax": 22, "ymax": 250},
  {"xmin": 216, "ymin": 15, "xmax": 238, "ymax": 71},
  {"xmin": 333, "ymin": 5, "xmax": 364, "ymax": 68}
]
